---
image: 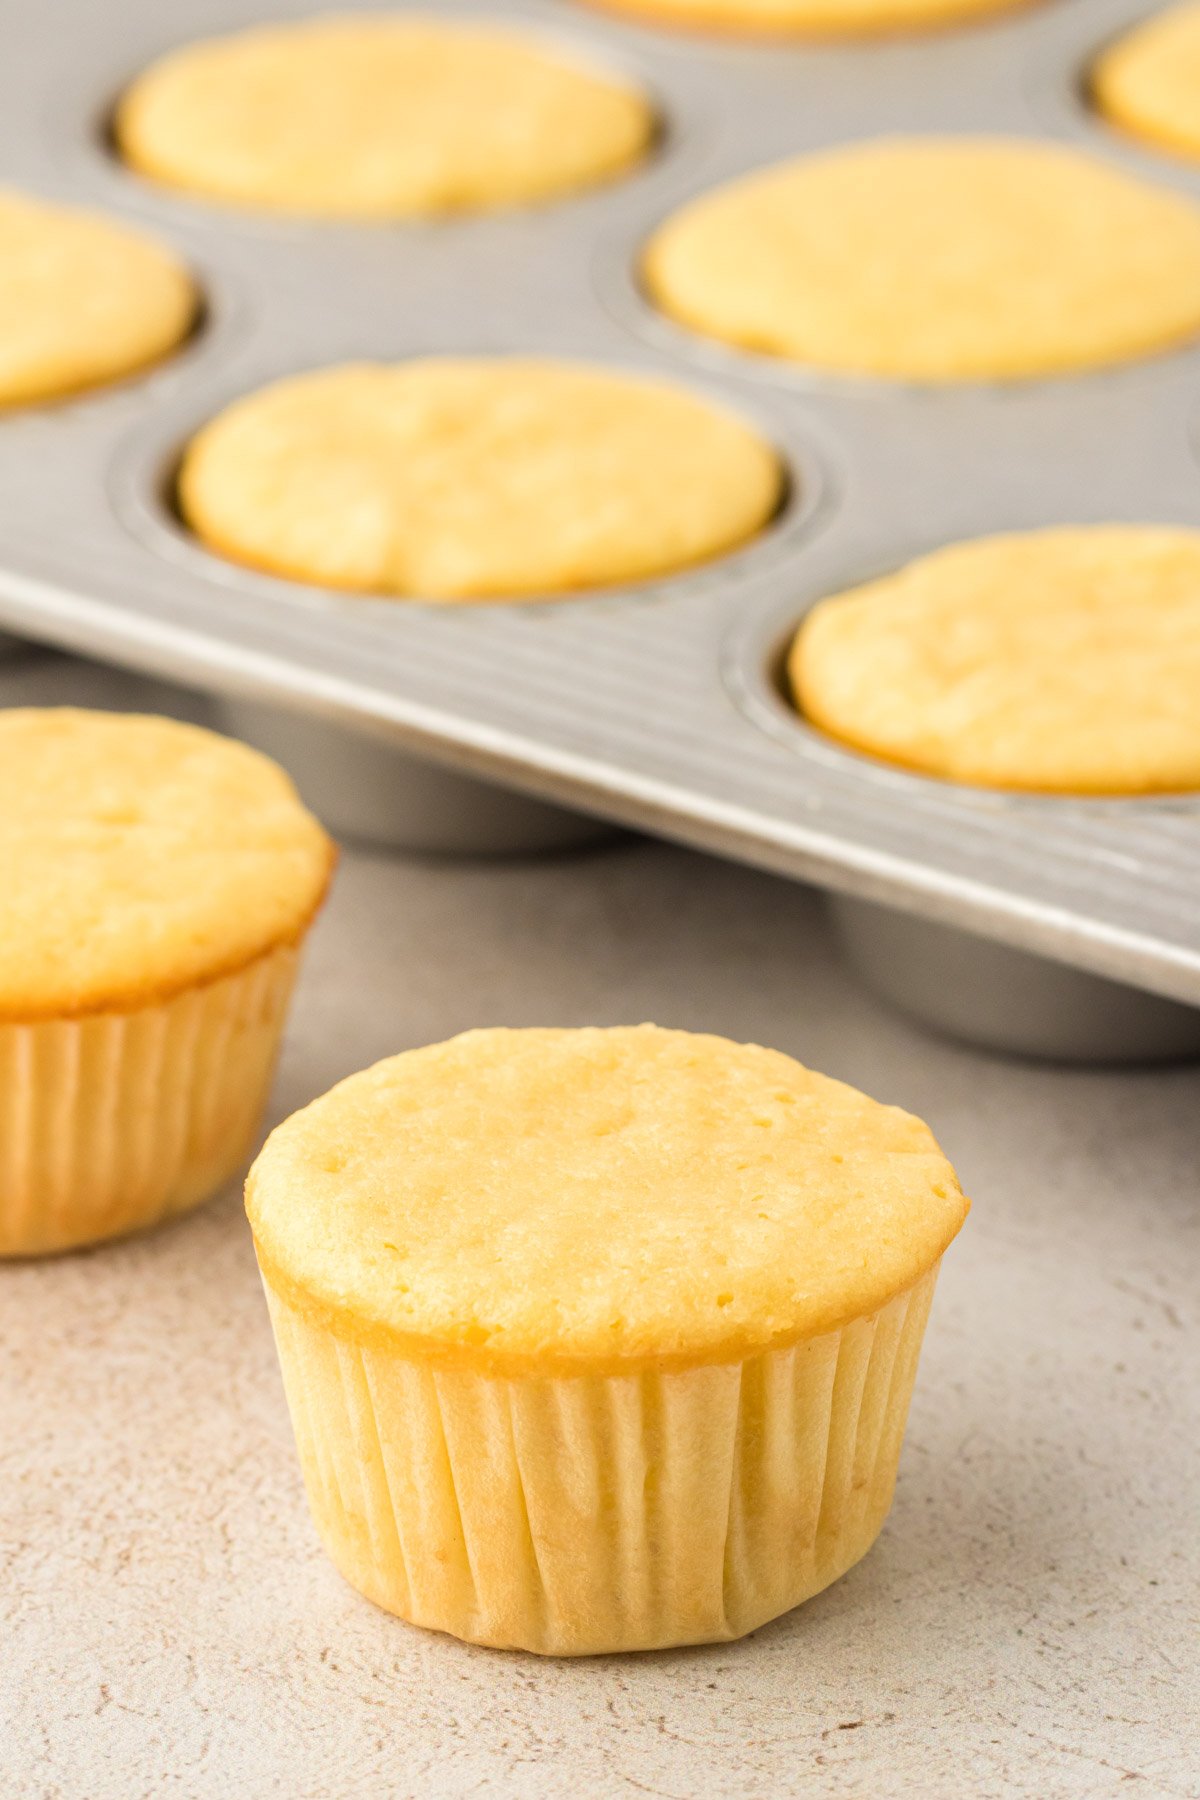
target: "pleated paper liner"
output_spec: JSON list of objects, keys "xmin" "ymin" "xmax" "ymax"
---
[
  {"xmin": 260, "ymin": 1262, "xmax": 939, "ymax": 1655},
  {"xmin": 0, "ymin": 944, "xmax": 297, "ymax": 1255}
]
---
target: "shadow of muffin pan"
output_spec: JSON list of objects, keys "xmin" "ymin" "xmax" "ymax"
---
[{"xmin": 0, "ymin": 0, "xmax": 1195, "ymax": 1051}]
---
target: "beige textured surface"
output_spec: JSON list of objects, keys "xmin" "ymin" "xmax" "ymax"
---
[
  {"xmin": 1093, "ymin": 2, "xmax": 1200, "ymax": 162},
  {"xmin": 0, "ymin": 187, "xmax": 194, "ymax": 406},
  {"xmin": 2, "ymin": 656, "xmax": 1197, "ymax": 1793},
  {"xmin": 0, "ymin": 709, "xmax": 332, "ymax": 1015},
  {"xmin": 790, "ymin": 526, "xmax": 1200, "ymax": 794},
  {"xmin": 582, "ymin": 0, "xmax": 1033, "ymax": 36},
  {"xmin": 249, "ymin": 1025, "xmax": 965, "ymax": 1369},
  {"xmin": 179, "ymin": 359, "xmax": 781, "ymax": 598},
  {"xmin": 116, "ymin": 15, "xmax": 653, "ymax": 217},
  {"xmin": 643, "ymin": 136, "xmax": 1200, "ymax": 381}
]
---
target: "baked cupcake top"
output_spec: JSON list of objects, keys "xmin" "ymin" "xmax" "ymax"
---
[
  {"xmin": 643, "ymin": 136, "xmax": 1200, "ymax": 382},
  {"xmin": 790, "ymin": 526, "xmax": 1200, "ymax": 793},
  {"xmin": 178, "ymin": 358, "xmax": 782, "ymax": 599},
  {"xmin": 0, "ymin": 188, "xmax": 194, "ymax": 407},
  {"xmin": 247, "ymin": 1024, "xmax": 968, "ymax": 1374},
  {"xmin": 581, "ymin": 0, "xmax": 1033, "ymax": 37},
  {"xmin": 0, "ymin": 709, "xmax": 334, "ymax": 1019},
  {"xmin": 115, "ymin": 14, "xmax": 654, "ymax": 218},
  {"xmin": 1093, "ymin": 2, "xmax": 1200, "ymax": 163}
]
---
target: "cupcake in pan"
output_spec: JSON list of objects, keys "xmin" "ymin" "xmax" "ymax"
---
[
  {"xmin": 0, "ymin": 188, "xmax": 194, "ymax": 407},
  {"xmin": 0, "ymin": 709, "xmax": 334, "ymax": 1256},
  {"xmin": 247, "ymin": 1024, "xmax": 969, "ymax": 1655},
  {"xmin": 177, "ymin": 357, "xmax": 783, "ymax": 600},
  {"xmin": 177, "ymin": 357, "xmax": 783, "ymax": 848},
  {"xmin": 789, "ymin": 526, "xmax": 1200, "ymax": 794},
  {"xmin": 176, "ymin": 356, "xmax": 780, "ymax": 848},
  {"xmin": 580, "ymin": 0, "xmax": 1034, "ymax": 37},
  {"xmin": 115, "ymin": 14, "xmax": 654, "ymax": 219},
  {"xmin": 644, "ymin": 137, "xmax": 1200, "ymax": 382},
  {"xmin": 1093, "ymin": 2, "xmax": 1200, "ymax": 162}
]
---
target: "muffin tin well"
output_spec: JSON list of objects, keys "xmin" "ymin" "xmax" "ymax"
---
[{"xmin": 0, "ymin": 0, "xmax": 1197, "ymax": 1056}]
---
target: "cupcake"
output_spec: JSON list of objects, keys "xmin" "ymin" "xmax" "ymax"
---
[
  {"xmin": 643, "ymin": 136, "xmax": 1200, "ymax": 382},
  {"xmin": 0, "ymin": 709, "xmax": 334, "ymax": 1255},
  {"xmin": 115, "ymin": 15, "xmax": 654, "ymax": 219},
  {"xmin": 1093, "ymin": 3, "xmax": 1200, "ymax": 164},
  {"xmin": 789, "ymin": 525, "xmax": 1200, "ymax": 792},
  {"xmin": 0, "ymin": 187, "xmax": 194, "ymax": 407},
  {"xmin": 247, "ymin": 1025, "xmax": 968, "ymax": 1654},
  {"xmin": 177, "ymin": 358, "xmax": 782, "ymax": 599},
  {"xmin": 580, "ymin": 0, "xmax": 1033, "ymax": 38}
]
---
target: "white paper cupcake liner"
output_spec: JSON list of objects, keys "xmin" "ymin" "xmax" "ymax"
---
[
  {"xmin": 260, "ymin": 1261, "xmax": 939, "ymax": 1654},
  {"xmin": 0, "ymin": 944, "xmax": 298, "ymax": 1255}
]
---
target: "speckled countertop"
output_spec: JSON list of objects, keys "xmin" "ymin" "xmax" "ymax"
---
[{"xmin": 2, "ymin": 652, "xmax": 1197, "ymax": 1800}]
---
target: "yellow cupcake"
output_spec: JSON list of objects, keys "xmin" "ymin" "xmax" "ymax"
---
[
  {"xmin": 115, "ymin": 14, "xmax": 654, "ymax": 219},
  {"xmin": 580, "ymin": 0, "xmax": 1033, "ymax": 37},
  {"xmin": 790, "ymin": 526, "xmax": 1200, "ymax": 793},
  {"xmin": 643, "ymin": 136, "xmax": 1200, "ymax": 382},
  {"xmin": 0, "ymin": 188, "xmax": 194, "ymax": 407},
  {"xmin": 0, "ymin": 710, "xmax": 334, "ymax": 1255},
  {"xmin": 247, "ymin": 1024, "xmax": 968, "ymax": 1654},
  {"xmin": 178, "ymin": 358, "xmax": 782, "ymax": 599},
  {"xmin": 1093, "ymin": 2, "xmax": 1200, "ymax": 162}
]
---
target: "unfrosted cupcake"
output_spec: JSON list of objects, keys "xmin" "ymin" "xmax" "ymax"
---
[
  {"xmin": 247, "ymin": 1024, "xmax": 968, "ymax": 1654},
  {"xmin": 177, "ymin": 358, "xmax": 782, "ymax": 598},
  {"xmin": 790, "ymin": 525, "xmax": 1200, "ymax": 792},
  {"xmin": 1093, "ymin": 3, "xmax": 1200, "ymax": 163},
  {"xmin": 115, "ymin": 15, "xmax": 654, "ymax": 218},
  {"xmin": 643, "ymin": 136, "xmax": 1200, "ymax": 382},
  {"xmin": 580, "ymin": 0, "xmax": 1034, "ymax": 38},
  {"xmin": 0, "ymin": 187, "xmax": 194, "ymax": 407},
  {"xmin": 0, "ymin": 709, "xmax": 334, "ymax": 1255}
]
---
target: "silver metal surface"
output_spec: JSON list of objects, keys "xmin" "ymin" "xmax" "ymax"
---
[
  {"xmin": 831, "ymin": 895, "xmax": 1200, "ymax": 1062},
  {"xmin": 213, "ymin": 697, "xmax": 611, "ymax": 853},
  {"xmin": 0, "ymin": 0, "xmax": 1196, "ymax": 1011}
]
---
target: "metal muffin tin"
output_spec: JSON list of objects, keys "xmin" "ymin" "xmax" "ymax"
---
[{"xmin": 0, "ymin": 0, "xmax": 1198, "ymax": 1058}]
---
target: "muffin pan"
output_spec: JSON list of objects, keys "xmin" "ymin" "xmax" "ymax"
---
[{"xmin": 0, "ymin": 0, "xmax": 1198, "ymax": 1057}]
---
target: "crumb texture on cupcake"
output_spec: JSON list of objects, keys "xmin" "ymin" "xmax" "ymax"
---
[
  {"xmin": 0, "ymin": 709, "xmax": 334, "ymax": 1018},
  {"xmin": 643, "ymin": 137, "xmax": 1200, "ymax": 381},
  {"xmin": 178, "ymin": 359, "xmax": 782, "ymax": 598},
  {"xmin": 248, "ymin": 1023, "xmax": 967, "ymax": 1372},
  {"xmin": 115, "ymin": 15, "xmax": 654, "ymax": 217},
  {"xmin": 1094, "ymin": 3, "xmax": 1200, "ymax": 162},
  {"xmin": 0, "ymin": 188, "xmax": 194, "ymax": 406},
  {"xmin": 581, "ymin": 0, "xmax": 1033, "ymax": 36},
  {"xmin": 790, "ymin": 526, "xmax": 1200, "ymax": 793}
]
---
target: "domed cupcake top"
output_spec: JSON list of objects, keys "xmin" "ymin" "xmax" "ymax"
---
[
  {"xmin": 0, "ymin": 709, "xmax": 334, "ymax": 1018},
  {"xmin": 247, "ymin": 1024, "xmax": 968, "ymax": 1374},
  {"xmin": 643, "ymin": 136, "xmax": 1200, "ymax": 382},
  {"xmin": 178, "ymin": 358, "xmax": 782, "ymax": 599},
  {"xmin": 0, "ymin": 187, "xmax": 194, "ymax": 406},
  {"xmin": 1093, "ymin": 2, "xmax": 1200, "ymax": 164},
  {"xmin": 116, "ymin": 14, "xmax": 654, "ymax": 218},
  {"xmin": 790, "ymin": 525, "xmax": 1200, "ymax": 793}
]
